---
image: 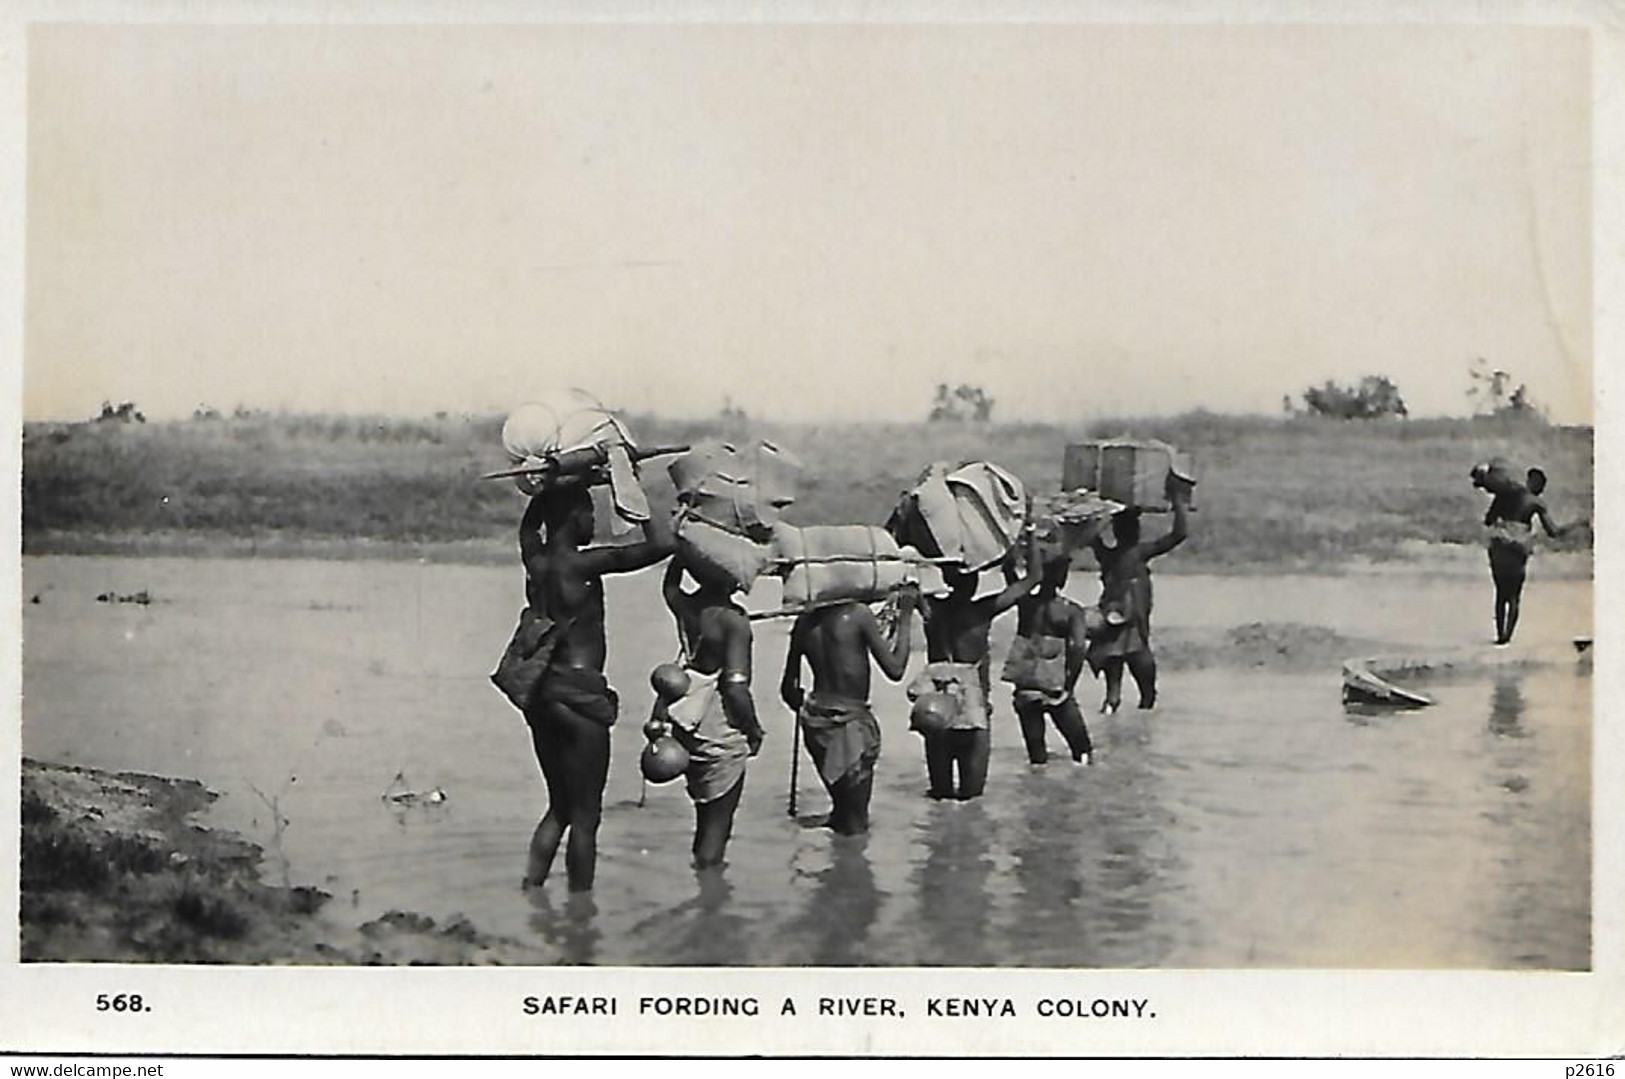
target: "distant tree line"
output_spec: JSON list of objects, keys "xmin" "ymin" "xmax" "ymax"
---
[
  {"xmin": 95, "ymin": 401, "xmax": 145, "ymax": 424},
  {"xmin": 1285, "ymin": 360, "xmax": 1546, "ymax": 422},
  {"xmin": 1467, "ymin": 358, "xmax": 1544, "ymax": 420},
  {"xmin": 928, "ymin": 383, "xmax": 995, "ymax": 423},
  {"xmin": 1294, "ymin": 376, "xmax": 1408, "ymax": 420}
]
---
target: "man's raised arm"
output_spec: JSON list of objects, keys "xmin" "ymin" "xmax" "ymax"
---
[
  {"xmin": 1145, "ymin": 477, "xmax": 1192, "ymax": 560},
  {"xmin": 865, "ymin": 589, "xmax": 918, "ymax": 682},
  {"xmin": 519, "ymin": 493, "xmax": 548, "ymax": 567},
  {"xmin": 985, "ymin": 523, "xmax": 1044, "ymax": 617},
  {"xmin": 583, "ymin": 498, "xmax": 676, "ymax": 575}
]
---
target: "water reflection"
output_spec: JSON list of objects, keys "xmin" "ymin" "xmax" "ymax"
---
[
  {"xmin": 1007, "ymin": 775, "xmax": 1095, "ymax": 963},
  {"xmin": 1488, "ymin": 674, "xmax": 1526, "ymax": 739},
  {"xmin": 911, "ymin": 803, "xmax": 995, "ymax": 966},
  {"xmin": 629, "ymin": 869, "xmax": 751, "ymax": 965},
  {"xmin": 785, "ymin": 837, "xmax": 881, "ymax": 965},
  {"xmin": 526, "ymin": 891, "xmax": 601, "ymax": 965}
]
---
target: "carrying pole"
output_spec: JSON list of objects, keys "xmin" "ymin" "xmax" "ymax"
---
[
  {"xmin": 480, "ymin": 443, "xmax": 691, "ymax": 481},
  {"xmin": 787, "ymin": 711, "xmax": 802, "ymax": 818}
]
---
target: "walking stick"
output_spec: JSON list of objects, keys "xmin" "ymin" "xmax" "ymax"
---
[{"xmin": 787, "ymin": 710, "xmax": 802, "ymax": 818}]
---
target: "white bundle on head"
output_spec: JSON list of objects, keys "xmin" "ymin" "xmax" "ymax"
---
[{"xmin": 501, "ymin": 390, "xmax": 635, "ymax": 496}]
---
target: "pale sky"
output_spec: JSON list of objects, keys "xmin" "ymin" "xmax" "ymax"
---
[{"xmin": 23, "ymin": 23, "xmax": 1593, "ymax": 424}]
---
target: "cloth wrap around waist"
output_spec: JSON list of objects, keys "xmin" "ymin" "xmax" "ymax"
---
[
  {"xmin": 906, "ymin": 660, "xmax": 991, "ymax": 731},
  {"xmin": 529, "ymin": 666, "xmax": 620, "ymax": 728},
  {"xmin": 1486, "ymin": 519, "xmax": 1536, "ymax": 556},
  {"xmin": 1005, "ymin": 633, "xmax": 1075, "ymax": 704},
  {"xmin": 665, "ymin": 667, "xmax": 750, "ymax": 804},
  {"xmin": 798, "ymin": 694, "xmax": 882, "ymax": 788},
  {"xmin": 1086, "ymin": 573, "xmax": 1151, "ymax": 667}
]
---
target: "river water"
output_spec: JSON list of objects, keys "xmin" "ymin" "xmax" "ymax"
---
[{"xmin": 20, "ymin": 556, "xmax": 1592, "ymax": 968}]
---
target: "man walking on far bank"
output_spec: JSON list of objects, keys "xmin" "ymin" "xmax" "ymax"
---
[{"xmin": 780, "ymin": 586, "xmax": 919, "ymax": 836}]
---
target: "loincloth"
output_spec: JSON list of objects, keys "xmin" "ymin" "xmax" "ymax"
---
[
  {"xmin": 1486, "ymin": 520, "xmax": 1535, "ymax": 557},
  {"xmin": 798, "ymin": 694, "xmax": 882, "ymax": 787},
  {"xmin": 529, "ymin": 666, "xmax": 619, "ymax": 728},
  {"xmin": 666, "ymin": 668, "xmax": 749, "ymax": 804}
]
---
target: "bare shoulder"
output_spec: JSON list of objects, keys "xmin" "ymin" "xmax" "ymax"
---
[{"xmin": 843, "ymin": 601, "xmax": 880, "ymax": 629}]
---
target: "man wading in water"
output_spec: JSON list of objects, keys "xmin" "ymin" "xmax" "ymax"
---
[
  {"xmin": 780, "ymin": 585, "xmax": 919, "ymax": 835},
  {"xmin": 911, "ymin": 524, "xmax": 1043, "ymax": 800},
  {"xmin": 1473, "ymin": 462, "xmax": 1571, "ymax": 645},
  {"xmin": 1086, "ymin": 475, "xmax": 1192, "ymax": 713},
  {"xmin": 520, "ymin": 485, "xmax": 673, "ymax": 893},
  {"xmin": 661, "ymin": 557, "xmax": 766, "ymax": 869},
  {"xmin": 1006, "ymin": 551, "xmax": 1097, "ymax": 766}
]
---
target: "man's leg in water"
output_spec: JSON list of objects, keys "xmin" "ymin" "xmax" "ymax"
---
[
  {"xmin": 525, "ymin": 716, "xmax": 571, "ymax": 888},
  {"xmin": 1101, "ymin": 658, "xmax": 1125, "ymax": 713},
  {"xmin": 692, "ymin": 773, "xmax": 745, "ymax": 869},
  {"xmin": 1491, "ymin": 556, "xmax": 1511, "ymax": 643},
  {"xmin": 1014, "ymin": 698, "xmax": 1050, "ymax": 764},
  {"xmin": 828, "ymin": 750, "xmax": 878, "ymax": 835},
  {"xmin": 1503, "ymin": 568, "xmax": 1526, "ymax": 643},
  {"xmin": 1050, "ymin": 696, "xmax": 1094, "ymax": 763},
  {"xmin": 556, "ymin": 706, "xmax": 611, "ymax": 892},
  {"xmin": 1491, "ymin": 560, "xmax": 1527, "ymax": 644},
  {"xmin": 955, "ymin": 729, "xmax": 990, "ymax": 799},
  {"xmin": 1127, "ymin": 650, "xmax": 1158, "ymax": 709},
  {"xmin": 923, "ymin": 731, "xmax": 956, "ymax": 799}
]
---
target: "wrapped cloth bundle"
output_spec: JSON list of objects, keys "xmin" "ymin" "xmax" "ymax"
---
[
  {"xmin": 886, "ymin": 461, "xmax": 1027, "ymax": 571},
  {"xmin": 675, "ymin": 518, "xmax": 778, "ymax": 594},
  {"xmin": 669, "ymin": 439, "xmax": 799, "ymax": 539},
  {"xmin": 773, "ymin": 524, "xmax": 924, "ymax": 608},
  {"xmin": 497, "ymin": 391, "xmax": 650, "ymax": 535},
  {"xmin": 669, "ymin": 439, "xmax": 802, "ymax": 592}
]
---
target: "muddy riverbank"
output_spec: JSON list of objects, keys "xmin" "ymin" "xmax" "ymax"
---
[{"xmin": 21, "ymin": 759, "xmax": 553, "ymax": 964}]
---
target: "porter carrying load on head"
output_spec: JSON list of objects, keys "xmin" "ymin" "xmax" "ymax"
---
[
  {"xmin": 501, "ymin": 480, "xmax": 676, "ymax": 895},
  {"xmin": 780, "ymin": 585, "xmax": 919, "ymax": 836},
  {"xmin": 895, "ymin": 486, "xmax": 1047, "ymax": 800},
  {"xmin": 1085, "ymin": 471, "xmax": 1194, "ymax": 713},
  {"xmin": 655, "ymin": 554, "xmax": 767, "ymax": 869},
  {"xmin": 1006, "ymin": 548, "xmax": 1097, "ymax": 765}
]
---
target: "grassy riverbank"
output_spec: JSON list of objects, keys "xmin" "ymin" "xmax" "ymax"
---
[{"xmin": 22, "ymin": 409, "xmax": 1593, "ymax": 571}]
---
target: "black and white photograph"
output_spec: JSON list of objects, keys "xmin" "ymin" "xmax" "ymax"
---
[{"xmin": 2, "ymin": 0, "xmax": 1620, "ymax": 1059}]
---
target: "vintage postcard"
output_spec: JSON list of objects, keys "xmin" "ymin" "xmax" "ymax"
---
[{"xmin": 1, "ymin": 0, "xmax": 1620, "ymax": 1059}]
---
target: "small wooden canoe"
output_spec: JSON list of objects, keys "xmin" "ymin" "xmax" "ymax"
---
[{"xmin": 1341, "ymin": 660, "xmax": 1434, "ymax": 708}]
